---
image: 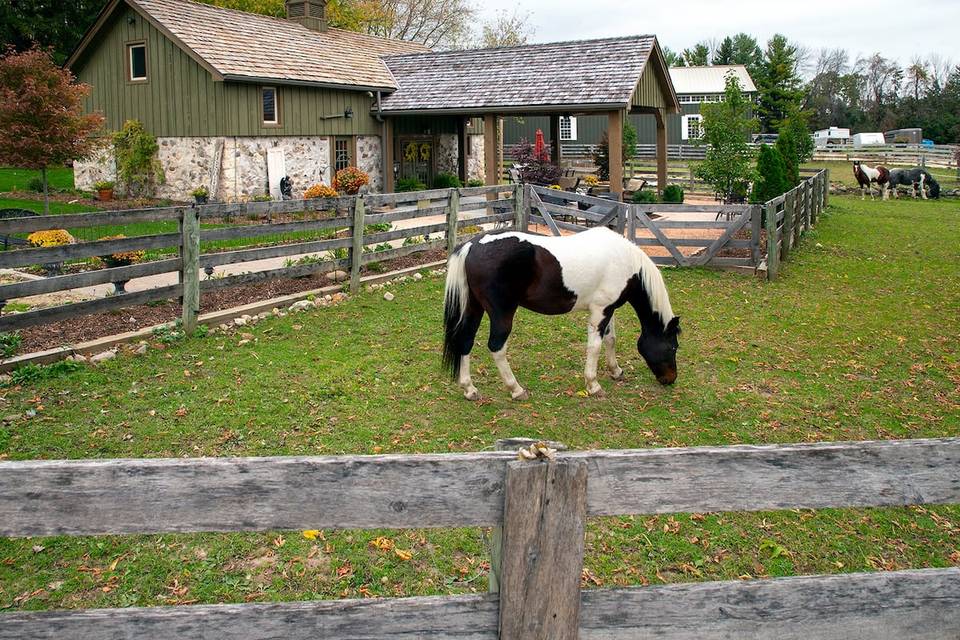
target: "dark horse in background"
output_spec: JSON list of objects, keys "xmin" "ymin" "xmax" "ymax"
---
[
  {"xmin": 442, "ymin": 227, "xmax": 680, "ymax": 400},
  {"xmin": 888, "ymin": 168, "xmax": 941, "ymax": 199},
  {"xmin": 852, "ymin": 161, "xmax": 890, "ymax": 200}
]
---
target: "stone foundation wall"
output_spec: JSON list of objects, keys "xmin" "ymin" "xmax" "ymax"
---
[
  {"xmin": 74, "ymin": 135, "xmax": 385, "ymax": 200},
  {"xmin": 466, "ymin": 134, "xmax": 485, "ymax": 182},
  {"xmin": 356, "ymin": 135, "xmax": 382, "ymax": 192},
  {"xmin": 436, "ymin": 134, "xmax": 459, "ymax": 177}
]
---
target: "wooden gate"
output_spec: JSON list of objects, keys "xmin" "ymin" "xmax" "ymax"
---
[{"xmin": 527, "ymin": 185, "xmax": 760, "ymax": 269}]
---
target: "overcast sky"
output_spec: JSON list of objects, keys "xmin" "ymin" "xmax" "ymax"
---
[{"xmin": 476, "ymin": 0, "xmax": 960, "ymax": 69}]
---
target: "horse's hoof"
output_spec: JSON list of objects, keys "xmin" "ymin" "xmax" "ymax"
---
[
  {"xmin": 511, "ymin": 389, "xmax": 529, "ymax": 401},
  {"xmin": 587, "ymin": 385, "xmax": 606, "ymax": 398},
  {"xmin": 464, "ymin": 389, "xmax": 480, "ymax": 401},
  {"xmin": 610, "ymin": 368, "xmax": 625, "ymax": 381}
]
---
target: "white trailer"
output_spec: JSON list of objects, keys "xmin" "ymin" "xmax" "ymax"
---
[
  {"xmin": 852, "ymin": 132, "xmax": 886, "ymax": 148},
  {"xmin": 813, "ymin": 127, "xmax": 851, "ymax": 148}
]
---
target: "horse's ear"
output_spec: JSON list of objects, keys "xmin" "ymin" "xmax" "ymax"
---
[{"xmin": 667, "ymin": 316, "xmax": 681, "ymax": 335}]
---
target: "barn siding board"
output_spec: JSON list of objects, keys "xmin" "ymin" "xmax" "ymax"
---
[{"xmin": 75, "ymin": 4, "xmax": 382, "ymax": 138}]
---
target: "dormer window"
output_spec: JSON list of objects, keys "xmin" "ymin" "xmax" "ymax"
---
[
  {"xmin": 262, "ymin": 87, "xmax": 279, "ymax": 125},
  {"xmin": 128, "ymin": 43, "xmax": 147, "ymax": 82}
]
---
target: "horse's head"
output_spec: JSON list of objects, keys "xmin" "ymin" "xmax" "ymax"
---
[{"xmin": 637, "ymin": 316, "xmax": 681, "ymax": 385}]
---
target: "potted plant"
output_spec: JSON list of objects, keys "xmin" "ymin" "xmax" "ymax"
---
[
  {"xmin": 94, "ymin": 180, "xmax": 115, "ymax": 201},
  {"xmin": 98, "ymin": 235, "xmax": 145, "ymax": 293},
  {"xmin": 332, "ymin": 167, "xmax": 370, "ymax": 195},
  {"xmin": 191, "ymin": 185, "xmax": 209, "ymax": 205},
  {"xmin": 26, "ymin": 229, "xmax": 75, "ymax": 276}
]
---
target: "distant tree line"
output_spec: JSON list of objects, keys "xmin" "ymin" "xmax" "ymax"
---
[{"xmin": 664, "ymin": 34, "xmax": 960, "ymax": 143}]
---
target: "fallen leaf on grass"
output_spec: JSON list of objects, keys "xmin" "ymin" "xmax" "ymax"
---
[
  {"xmin": 393, "ymin": 548, "xmax": 413, "ymax": 561},
  {"xmin": 370, "ymin": 537, "xmax": 394, "ymax": 551}
]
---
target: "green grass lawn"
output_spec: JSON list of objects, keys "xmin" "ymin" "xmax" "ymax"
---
[
  {"xmin": 0, "ymin": 167, "xmax": 76, "ymax": 193},
  {"xmin": 0, "ymin": 196, "xmax": 958, "ymax": 611}
]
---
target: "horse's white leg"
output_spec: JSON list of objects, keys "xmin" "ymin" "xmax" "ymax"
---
[
  {"xmin": 584, "ymin": 307, "xmax": 606, "ymax": 396},
  {"xmin": 458, "ymin": 355, "xmax": 479, "ymax": 401},
  {"xmin": 491, "ymin": 345, "xmax": 527, "ymax": 400},
  {"xmin": 860, "ymin": 185, "xmax": 866, "ymax": 201},
  {"xmin": 920, "ymin": 175, "xmax": 928, "ymax": 200},
  {"xmin": 882, "ymin": 184, "xmax": 888, "ymax": 201},
  {"xmin": 603, "ymin": 316, "xmax": 624, "ymax": 380}
]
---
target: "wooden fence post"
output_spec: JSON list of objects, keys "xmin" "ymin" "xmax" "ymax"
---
[
  {"xmin": 821, "ymin": 168, "xmax": 829, "ymax": 214},
  {"xmin": 349, "ymin": 195, "xmax": 365, "ymax": 294},
  {"xmin": 764, "ymin": 201, "xmax": 779, "ymax": 281},
  {"xmin": 627, "ymin": 203, "xmax": 638, "ymax": 244},
  {"xmin": 805, "ymin": 179, "xmax": 813, "ymax": 233},
  {"xmin": 498, "ymin": 458, "xmax": 587, "ymax": 640},
  {"xmin": 179, "ymin": 206, "xmax": 200, "ymax": 333},
  {"xmin": 447, "ymin": 189, "xmax": 459, "ymax": 256},
  {"xmin": 513, "ymin": 183, "xmax": 526, "ymax": 231},
  {"xmin": 781, "ymin": 194, "xmax": 793, "ymax": 263},
  {"xmin": 750, "ymin": 204, "xmax": 762, "ymax": 268}
]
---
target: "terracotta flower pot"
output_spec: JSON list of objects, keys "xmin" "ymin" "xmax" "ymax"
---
[{"xmin": 98, "ymin": 188, "xmax": 114, "ymax": 201}]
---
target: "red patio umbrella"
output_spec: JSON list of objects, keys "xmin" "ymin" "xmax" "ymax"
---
[{"xmin": 534, "ymin": 129, "xmax": 548, "ymax": 162}]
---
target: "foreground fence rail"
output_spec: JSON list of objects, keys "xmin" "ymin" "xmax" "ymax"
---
[{"xmin": 1, "ymin": 436, "xmax": 959, "ymax": 639}]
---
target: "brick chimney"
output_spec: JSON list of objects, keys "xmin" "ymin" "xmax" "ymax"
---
[{"xmin": 285, "ymin": 0, "xmax": 328, "ymax": 32}]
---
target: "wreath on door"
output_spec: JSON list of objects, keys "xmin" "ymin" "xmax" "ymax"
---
[
  {"xmin": 419, "ymin": 143, "xmax": 431, "ymax": 161},
  {"xmin": 403, "ymin": 142, "xmax": 419, "ymax": 162}
]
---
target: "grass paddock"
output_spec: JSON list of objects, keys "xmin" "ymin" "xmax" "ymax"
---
[{"xmin": 0, "ymin": 195, "xmax": 958, "ymax": 611}]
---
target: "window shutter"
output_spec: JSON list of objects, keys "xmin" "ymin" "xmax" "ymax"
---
[
  {"xmin": 568, "ymin": 117, "xmax": 577, "ymax": 141},
  {"xmin": 681, "ymin": 115, "xmax": 690, "ymax": 141}
]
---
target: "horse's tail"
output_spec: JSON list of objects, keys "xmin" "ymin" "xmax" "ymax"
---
[{"xmin": 442, "ymin": 241, "xmax": 473, "ymax": 380}]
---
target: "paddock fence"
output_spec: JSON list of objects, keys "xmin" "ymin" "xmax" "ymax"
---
[
  {"xmin": 1, "ymin": 436, "xmax": 959, "ymax": 639},
  {"xmin": 519, "ymin": 169, "xmax": 829, "ymax": 280},
  {"xmin": 811, "ymin": 143, "xmax": 958, "ymax": 169},
  {"xmin": 0, "ymin": 185, "xmax": 518, "ymax": 335}
]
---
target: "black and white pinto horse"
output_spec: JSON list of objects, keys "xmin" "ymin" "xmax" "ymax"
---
[
  {"xmin": 442, "ymin": 227, "xmax": 680, "ymax": 400},
  {"xmin": 887, "ymin": 168, "xmax": 941, "ymax": 200},
  {"xmin": 852, "ymin": 161, "xmax": 890, "ymax": 200}
]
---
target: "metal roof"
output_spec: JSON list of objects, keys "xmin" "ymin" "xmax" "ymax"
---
[
  {"xmin": 379, "ymin": 36, "xmax": 670, "ymax": 114},
  {"xmin": 668, "ymin": 65, "xmax": 756, "ymax": 94}
]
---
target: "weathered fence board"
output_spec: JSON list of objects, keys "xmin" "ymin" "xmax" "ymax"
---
[
  {"xmin": 363, "ymin": 204, "xmax": 449, "ymax": 225},
  {"xmin": 0, "ymin": 257, "xmax": 180, "ymax": 300},
  {"xmin": 498, "ymin": 460, "xmax": 587, "ymax": 640},
  {"xmin": 3, "ymin": 438, "xmax": 957, "ymax": 538},
  {"xmin": 0, "ymin": 283, "xmax": 183, "ymax": 332},
  {"xmin": 0, "ymin": 592, "xmax": 501, "ymax": 640},
  {"xmin": 200, "ymin": 237, "xmax": 353, "ymax": 268},
  {"xmin": 579, "ymin": 568, "xmax": 960, "ymax": 640},
  {"xmin": 0, "ymin": 206, "xmax": 182, "ymax": 234},
  {"xmin": 199, "ymin": 259, "xmax": 350, "ymax": 291},
  {"xmin": 635, "ymin": 209, "xmax": 688, "ymax": 266},
  {"xmin": 0, "ymin": 233, "xmax": 182, "ymax": 269},
  {"xmin": 199, "ymin": 216, "xmax": 351, "ymax": 243}
]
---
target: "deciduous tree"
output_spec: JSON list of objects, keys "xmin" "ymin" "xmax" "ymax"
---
[
  {"xmin": 695, "ymin": 75, "xmax": 757, "ymax": 203},
  {"xmin": 0, "ymin": 47, "xmax": 103, "ymax": 213}
]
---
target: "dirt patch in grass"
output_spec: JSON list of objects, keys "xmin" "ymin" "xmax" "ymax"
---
[{"xmin": 12, "ymin": 248, "xmax": 445, "ymax": 354}]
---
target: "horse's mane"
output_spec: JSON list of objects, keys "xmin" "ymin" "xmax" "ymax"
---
[{"xmin": 630, "ymin": 241, "xmax": 674, "ymax": 328}]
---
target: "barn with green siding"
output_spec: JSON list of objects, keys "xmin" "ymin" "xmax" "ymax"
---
[{"xmin": 68, "ymin": 0, "xmax": 680, "ymax": 199}]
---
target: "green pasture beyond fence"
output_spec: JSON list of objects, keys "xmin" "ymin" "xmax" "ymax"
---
[{"xmin": 0, "ymin": 172, "xmax": 826, "ymax": 341}]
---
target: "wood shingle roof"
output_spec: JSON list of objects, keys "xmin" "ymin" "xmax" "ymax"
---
[{"xmin": 379, "ymin": 35, "xmax": 660, "ymax": 114}]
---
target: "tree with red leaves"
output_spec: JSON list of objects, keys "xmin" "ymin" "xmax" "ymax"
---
[{"xmin": 0, "ymin": 47, "xmax": 103, "ymax": 214}]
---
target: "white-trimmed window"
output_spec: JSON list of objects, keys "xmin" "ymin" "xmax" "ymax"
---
[
  {"xmin": 559, "ymin": 116, "xmax": 577, "ymax": 141},
  {"xmin": 127, "ymin": 43, "xmax": 147, "ymax": 82},
  {"xmin": 682, "ymin": 114, "xmax": 703, "ymax": 141},
  {"xmin": 262, "ymin": 87, "xmax": 279, "ymax": 125}
]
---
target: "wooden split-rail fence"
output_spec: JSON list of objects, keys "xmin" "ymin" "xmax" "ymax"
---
[
  {"xmin": 0, "ymin": 172, "xmax": 826, "ymax": 341},
  {"xmin": 0, "ymin": 185, "xmax": 518, "ymax": 335},
  {"xmin": 1, "ymin": 436, "xmax": 959, "ymax": 638}
]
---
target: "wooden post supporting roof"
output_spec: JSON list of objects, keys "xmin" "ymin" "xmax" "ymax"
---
[
  {"xmin": 484, "ymin": 114, "xmax": 498, "ymax": 187},
  {"xmin": 383, "ymin": 118, "xmax": 395, "ymax": 194},
  {"xmin": 608, "ymin": 110, "xmax": 623, "ymax": 198},
  {"xmin": 549, "ymin": 114, "xmax": 561, "ymax": 166},
  {"xmin": 655, "ymin": 108, "xmax": 667, "ymax": 196}
]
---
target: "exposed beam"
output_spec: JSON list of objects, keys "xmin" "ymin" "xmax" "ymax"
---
[
  {"xmin": 607, "ymin": 110, "xmax": 623, "ymax": 197},
  {"xmin": 484, "ymin": 114, "xmax": 498, "ymax": 187},
  {"xmin": 655, "ymin": 108, "xmax": 667, "ymax": 196}
]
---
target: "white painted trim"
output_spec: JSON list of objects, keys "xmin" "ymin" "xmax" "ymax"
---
[
  {"xmin": 128, "ymin": 43, "xmax": 147, "ymax": 81},
  {"xmin": 560, "ymin": 116, "xmax": 578, "ymax": 141}
]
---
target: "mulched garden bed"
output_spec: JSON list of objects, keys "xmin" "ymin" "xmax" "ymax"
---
[{"xmin": 11, "ymin": 248, "xmax": 445, "ymax": 355}]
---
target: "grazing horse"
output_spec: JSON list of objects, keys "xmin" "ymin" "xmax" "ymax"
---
[
  {"xmin": 442, "ymin": 227, "xmax": 681, "ymax": 400},
  {"xmin": 852, "ymin": 161, "xmax": 890, "ymax": 200},
  {"xmin": 887, "ymin": 168, "xmax": 941, "ymax": 200}
]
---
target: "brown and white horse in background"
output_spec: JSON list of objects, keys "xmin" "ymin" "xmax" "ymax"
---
[{"xmin": 852, "ymin": 161, "xmax": 890, "ymax": 200}]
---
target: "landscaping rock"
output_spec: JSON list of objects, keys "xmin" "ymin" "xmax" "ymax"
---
[
  {"xmin": 326, "ymin": 270, "xmax": 348, "ymax": 282},
  {"xmin": 219, "ymin": 324, "xmax": 230, "ymax": 332},
  {"xmin": 66, "ymin": 354, "xmax": 87, "ymax": 363},
  {"xmin": 331, "ymin": 292, "xmax": 347, "ymax": 303},
  {"xmin": 289, "ymin": 300, "xmax": 315, "ymax": 312},
  {"xmin": 241, "ymin": 333, "xmax": 254, "ymax": 341},
  {"xmin": 234, "ymin": 317, "xmax": 247, "ymax": 327},
  {"xmin": 134, "ymin": 343, "xmax": 149, "ymax": 356},
  {"xmin": 90, "ymin": 349, "xmax": 117, "ymax": 364},
  {"xmin": 238, "ymin": 339, "xmax": 251, "ymax": 346},
  {"xmin": 412, "ymin": 273, "xmax": 423, "ymax": 281},
  {"xmin": 384, "ymin": 292, "xmax": 395, "ymax": 301}
]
